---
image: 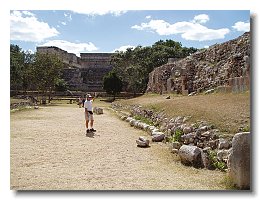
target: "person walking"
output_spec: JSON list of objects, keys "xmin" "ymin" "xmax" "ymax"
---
[
  {"xmin": 84, "ymin": 94, "xmax": 96, "ymax": 133},
  {"xmin": 78, "ymin": 97, "xmax": 82, "ymax": 108}
]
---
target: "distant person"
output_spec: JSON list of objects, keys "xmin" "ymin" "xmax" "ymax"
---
[
  {"xmin": 84, "ymin": 94, "xmax": 96, "ymax": 133},
  {"xmin": 78, "ymin": 97, "xmax": 82, "ymax": 108},
  {"xmin": 82, "ymin": 97, "xmax": 85, "ymax": 108}
]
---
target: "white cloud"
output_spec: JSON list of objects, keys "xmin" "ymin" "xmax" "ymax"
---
[
  {"xmin": 132, "ymin": 20, "xmax": 172, "ymax": 35},
  {"xmin": 182, "ymin": 27, "xmax": 230, "ymax": 41},
  {"xmin": 61, "ymin": 21, "xmax": 67, "ymax": 26},
  {"xmin": 64, "ymin": 12, "xmax": 72, "ymax": 21},
  {"xmin": 232, "ymin": 21, "xmax": 250, "ymax": 32},
  {"xmin": 112, "ymin": 45, "xmax": 136, "ymax": 52},
  {"xmin": 39, "ymin": 40, "xmax": 98, "ymax": 56},
  {"xmin": 192, "ymin": 14, "xmax": 209, "ymax": 24},
  {"xmin": 71, "ymin": 9, "xmax": 127, "ymax": 16},
  {"xmin": 10, "ymin": 10, "xmax": 59, "ymax": 42},
  {"xmin": 145, "ymin": 15, "xmax": 151, "ymax": 19},
  {"xmin": 131, "ymin": 15, "xmax": 230, "ymax": 41}
]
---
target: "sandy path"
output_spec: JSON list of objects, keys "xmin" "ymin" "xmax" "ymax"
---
[{"xmin": 10, "ymin": 104, "xmax": 226, "ymax": 190}]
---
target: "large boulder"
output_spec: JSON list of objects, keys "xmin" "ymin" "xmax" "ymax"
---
[
  {"xmin": 228, "ymin": 132, "xmax": 250, "ymax": 189},
  {"xmin": 178, "ymin": 145, "xmax": 203, "ymax": 168}
]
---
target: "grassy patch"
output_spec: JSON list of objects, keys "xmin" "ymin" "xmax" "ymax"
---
[{"xmin": 134, "ymin": 115, "xmax": 154, "ymax": 126}]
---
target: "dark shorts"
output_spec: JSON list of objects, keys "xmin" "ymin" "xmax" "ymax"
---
[{"xmin": 85, "ymin": 111, "xmax": 94, "ymax": 121}]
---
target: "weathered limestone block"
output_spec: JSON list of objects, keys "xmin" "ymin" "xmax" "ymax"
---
[
  {"xmin": 126, "ymin": 117, "xmax": 133, "ymax": 122},
  {"xmin": 136, "ymin": 136, "xmax": 150, "ymax": 147},
  {"xmin": 178, "ymin": 145, "xmax": 203, "ymax": 168},
  {"xmin": 147, "ymin": 126, "xmax": 156, "ymax": 134},
  {"xmin": 93, "ymin": 107, "xmax": 103, "ymax": 114},
  {"xmin": 152, "ymin": 133, "xmax": 165, "ymax": 142},
  {"xmin": 129, "ymin": 119, "xmax": 136, "ymax": 126},
  {"xmin": 201, "ymin": 151, "xmax": 211, "ymax": 169},
  {"xmin": 228, "ymin": 132, "xmax": 250, "ymax": 189},
  {"xmin": 133, "ymin": 120, "xmax": 141, "ymax": 128},
  {"xmin": 218, "ymin": 138, "xmax": 231, "ymax": 149}
]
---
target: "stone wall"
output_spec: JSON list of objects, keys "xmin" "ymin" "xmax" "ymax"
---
[
  {"xmin": 80, "ymin": 53, "xmax": 113, "ymax": 91},
  {"xmin": 37, "ymin": 46, "xmax": 82, "ymax": 68},
  {"xmin": 146, "ymin": 32, "xmax": 250, "ymax": 94},
  {"xmin": 37, "ymin": 47, "xmax": 113, "ymax": 91}
]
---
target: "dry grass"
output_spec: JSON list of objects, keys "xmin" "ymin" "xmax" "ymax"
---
[{"xmin": 115, "ymin": 92, "xmax": 250, "ymax": 136}]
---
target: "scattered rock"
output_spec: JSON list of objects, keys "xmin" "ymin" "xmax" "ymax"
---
[
  {"xmin": 218, "ymin": 138, "xmax": 231, "ymax": 149},
  {"xmin": 93, "ymin": 107, "xmax": 103, "ymax": 114},
  {"xmin": 136, "ymin": 136, "xmax": 150, "ymax": 148},
  {"xmin": 152, "ymin": 133, "xmax": 165, "ymax": 142},
  {"xmin": 178, "ymin": 145, "xmax": 203, "ymax": 168}
]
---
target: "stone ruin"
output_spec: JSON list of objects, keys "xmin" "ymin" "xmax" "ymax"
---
[
  {"xmin": 36, "ymin": 46, "xmax": 113, "ymax": 92},
  {"xmin": 111, "ymin": 102, "xmax": 251, "ymax": 189},
  {"xmin": 146, "ymin": 32, "xmax": 250, "ymax": 95}
]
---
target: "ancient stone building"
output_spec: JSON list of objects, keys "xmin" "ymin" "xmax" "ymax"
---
[
  {"xmin": 36, "ymin": 46, "xmax": 113, "ymax": 92},
  {"xmin": 80, "ymin": 53, "xmax": 113, "ymax": 91},
  {"xmin": 146, "ymin": 32, "xmax": 250, "ymax": 94}
]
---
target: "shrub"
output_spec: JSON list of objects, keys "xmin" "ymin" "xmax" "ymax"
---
[
  {"xmin": 208, "ymin": 150, "xmax": 227, "ymax": 171},
  {"xmin": 173, "ymin": 129, "xmax": 183, "ymax": 142}
]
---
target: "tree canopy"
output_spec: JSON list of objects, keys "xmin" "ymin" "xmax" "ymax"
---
[
  {"xmin": 111, "ymin": 39, "xmax": 197, "ymax": 94},
  {"xmin": 10, "ymin": 44, "xmax": 65, "ymax": 96},
  {"xmin": 103, "ymin": 71, "xmax": 123, "ymax": 99}
]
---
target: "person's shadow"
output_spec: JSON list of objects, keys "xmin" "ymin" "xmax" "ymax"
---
[{"xmin": 86, "ymin": 132, "xmax": 100, "ymax": 138}]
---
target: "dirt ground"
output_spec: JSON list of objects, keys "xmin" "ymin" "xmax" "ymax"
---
[{"xmin": 10, "ymin": 103, "xmax": 227, "ymax": 190}]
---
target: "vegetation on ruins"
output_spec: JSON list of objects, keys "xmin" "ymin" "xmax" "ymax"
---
[
  {"xmin": 110, "ymin": 40, "xmax": 197, "ymax": 94},
  {"xmin": 10, "ymin": 44, "xmax": 65, "ymax": 101}
]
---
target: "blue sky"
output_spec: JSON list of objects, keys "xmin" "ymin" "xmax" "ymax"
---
[{"xmin": 10, "ymin": 10, "xmax": 250, "ymax": 56}]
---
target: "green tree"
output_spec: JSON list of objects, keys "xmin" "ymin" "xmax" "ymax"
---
[
  {"xmin": 10, "ymin": 44, "xmax": 24, "ymax": 91},
  {"xmin": 21, "ymin": 50, "xmax": 35, "ymax": 92},
  {"xmin": 103, "ymin": 71, "xmax": 123, "ymax": 100},
  {"xmin": 10, "ymin": 44, "xmax": 37, "ymax": 93},
  {"xmin": 30, "ymin": 52, "xmax": 64, "ymax": 102},
  {"xmin": 55, "ymin": 78, "xmax": 68, "ymax": 92},
  {"xmin": 110, "ymin": 39, "xmax": 198, "ymax": 94}
]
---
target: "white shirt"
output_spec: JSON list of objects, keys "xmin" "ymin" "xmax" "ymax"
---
[{"xmin": 84, "ymin": 100, "xmax": 93, "ymax": 111}]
